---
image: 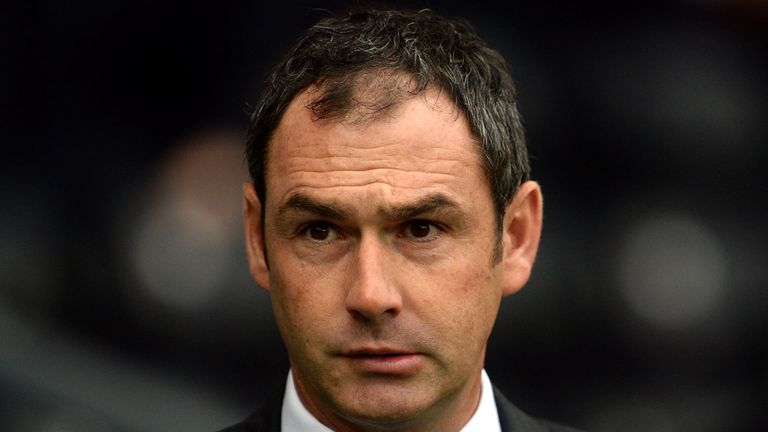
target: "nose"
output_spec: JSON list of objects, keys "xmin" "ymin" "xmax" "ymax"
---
[{"xmin": 345, "ymin": 234, "xmax": 402, "ymax": 322}]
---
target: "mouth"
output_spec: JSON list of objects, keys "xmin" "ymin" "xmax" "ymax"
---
[{"xmin": 341, "ymin": 347, "xmax": 425, "ymax": 375}]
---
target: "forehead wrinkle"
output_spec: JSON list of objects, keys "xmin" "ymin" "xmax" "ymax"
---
[
  {"xmin": 281, "ymin": 168, "xmax": 463, "ymax": 183},
  {"xmin": 279, "ymin": 148, "xmax": 474, "ymax": 169}
]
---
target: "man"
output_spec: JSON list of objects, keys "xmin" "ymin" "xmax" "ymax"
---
[{"xmin": 224, "ymin": 9, "xmax": 579, "ymax": 432}]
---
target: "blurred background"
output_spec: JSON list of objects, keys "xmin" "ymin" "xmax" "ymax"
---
[{"xmin": 2, "ymin": 0, "xmax": 766, "ymax": 430}]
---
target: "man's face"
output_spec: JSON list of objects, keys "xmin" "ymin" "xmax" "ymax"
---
[{"xmin": 244, "ymin": 88, "xmax": 537, "ymax": 430}]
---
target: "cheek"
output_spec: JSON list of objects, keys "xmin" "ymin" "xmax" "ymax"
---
[
  {"xmin": 269, "ymin": 255, "xmax": 347, "ymax": 342},
  {"xmin": 268, "ymin": 261, "xmax": 314, "ymax": 341},
  {"xmin": 454, "ymin": 273, "xmax": 500, "ymax": 338},
  {"xmin": 412, "ymin": 258, "xmax": 502, "ymax": 346}
]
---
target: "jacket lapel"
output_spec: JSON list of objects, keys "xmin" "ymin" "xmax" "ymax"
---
[{"xmin": 493, "ymin": 386, "xmax": 550, "ymax": 432}]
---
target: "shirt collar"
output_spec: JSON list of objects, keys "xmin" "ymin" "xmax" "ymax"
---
[
  {"xmin": 281, "ymin": 369, "xmax": 501, "ymax": 432},
  {"xmin": 459, "ymin": 369, "xmax": 502, "ymax": 432},
  {"xmin": 281, "ymin": 371, "xmax": 333, "ymax": 432}
]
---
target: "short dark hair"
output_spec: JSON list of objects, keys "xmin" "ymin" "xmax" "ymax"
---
[{"xmin": 246, "ymin": 9, "xmax": 530, "ymax": 227}]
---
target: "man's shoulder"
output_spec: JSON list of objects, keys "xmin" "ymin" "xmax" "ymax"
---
[{"xmin": 493, "ymin": 386, "xmax": 583, "ymax": 432}]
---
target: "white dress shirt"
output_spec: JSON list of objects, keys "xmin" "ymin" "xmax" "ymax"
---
[{"xmin": 281, "ymin": 369, "xmax": 501, "ymax": 432}]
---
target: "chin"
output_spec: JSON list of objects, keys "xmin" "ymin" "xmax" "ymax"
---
[
  {"xmin": 339, "ymin": 405, "xmax": 425, "ymax": 430},
  {"xmin": 332, "ymin": 386, "xmax": 435, "ymax": 427}
]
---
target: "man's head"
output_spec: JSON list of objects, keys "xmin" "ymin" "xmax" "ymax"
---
[
  {"xmin": 246, "ymin": 9, "xmax": 530, "ymax": 239},
  {"xmin": 243, "ymin": 9, "xmax": 543, "ymax": 432}
]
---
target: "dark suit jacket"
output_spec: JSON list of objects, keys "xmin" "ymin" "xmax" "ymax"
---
[{"xmin": 219, "ymin": 385, "xmax": 581, "ymax": 432}]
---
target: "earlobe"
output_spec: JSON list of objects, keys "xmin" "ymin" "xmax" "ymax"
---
[
  {"xmin": 500, "ymin": 181, "xmax": 543, "ymax": 297},
  {"xmin": 243, "ymin": 183, "xmax": 271, "ymax": 290}
]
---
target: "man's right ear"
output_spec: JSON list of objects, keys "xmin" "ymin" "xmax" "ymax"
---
[{"xmin": 243, "ymin": 183, "xmax": 271, "ymax": 291}]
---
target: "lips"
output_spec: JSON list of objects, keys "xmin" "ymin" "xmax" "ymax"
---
[{"xmin": 341, "ymin": 347, "xmax": 425, "ymax": 375}]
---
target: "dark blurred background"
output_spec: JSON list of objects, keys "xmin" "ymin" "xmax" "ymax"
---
[{"xmin": 2, "ymin": 0, "xmax": 766, "ymax": 430}]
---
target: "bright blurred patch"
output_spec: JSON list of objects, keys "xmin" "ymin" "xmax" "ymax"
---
[
  {"xmin": 617, "ymin": 212, "xmax": 727, "ymax": 330},
  {"xmin": 128, "ymin": 130, "xmax": 247, "ymax": 312}
]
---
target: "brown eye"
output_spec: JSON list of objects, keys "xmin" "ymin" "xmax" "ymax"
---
[
  {"xmin": 408, "ymin": 221, "xmax": 434, "ymax": 238},
  {"xmin": 307, "ymin": 223, "xmax": 332, "ymax": 240}
]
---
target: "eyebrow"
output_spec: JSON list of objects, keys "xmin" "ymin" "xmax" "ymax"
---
[
  {"xmin": 276, "ymin": 192, "xmax": 464, "ymax": 223},
  {"xmin": 379, "ymin": 193, "xmax": 463, "ymax": 221},
  {"xmin": 277, "ymin": 193, "xmax": 349, "ymax": 221}
]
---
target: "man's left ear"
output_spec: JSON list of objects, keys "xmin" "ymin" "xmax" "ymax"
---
[{"xmin": 499, "ymin": 180, "xmax": 543, "ymax": 297}]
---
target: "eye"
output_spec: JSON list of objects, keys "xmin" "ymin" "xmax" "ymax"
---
[
  {"xmin": 403, "ymin": 220, "xmax": 440, "ymax": 240},
  {"xmin": 302, "ymin": 222, "xmax": 339, "ymax": 242}
]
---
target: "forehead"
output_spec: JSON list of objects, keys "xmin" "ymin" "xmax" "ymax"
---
[{"xmin": 265, "ymin": 87, "xmax": 488, "ymax": 208}]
